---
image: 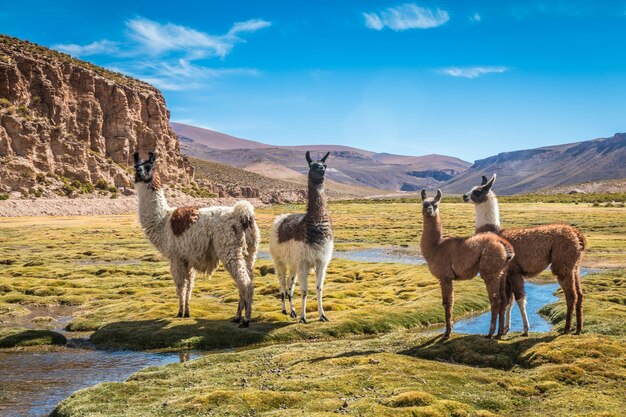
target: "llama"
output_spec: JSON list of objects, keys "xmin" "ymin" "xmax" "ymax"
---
[
  {"xmin": 269, "ymin": 151, "xmax": 333, "ymax": 323},
  {"xmin": 463, "ymin": 174, "xmax": 586, "ymax": 335},
  {"xmin": 133, "ymin": 151, "xmax": 260, "ymax": 327},
  {"xmin": 420, "ymin": 189, "xmax": 514, "ymax": 339}
]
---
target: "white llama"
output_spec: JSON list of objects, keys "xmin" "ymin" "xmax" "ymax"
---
[
  {"xmin": 269, "ymin": 151, "xmax": 333, "ymax": 323},
  {"xmin": 133, "ymin": 152, "xmax": 260, "ymax": 327}
]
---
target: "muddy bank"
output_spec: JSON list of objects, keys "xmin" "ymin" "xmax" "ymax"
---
[{"xmin": 0, "ymin": 196, "xmax": 265, "ymax": 217}]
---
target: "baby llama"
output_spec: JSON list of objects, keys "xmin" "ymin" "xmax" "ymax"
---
[
  {"xmin": 463, "ymin": 175, "xmax": 586, "ymax": 335},
  {"xmin": 269, "ymin": 151, "xmax": 333, "ymax": 323},
  {"xmin": 421, "ymin": 189, "xmax": 514, "ymax": 339},
  {"xmin": 134, "ymin": 151, "xmax": 260, "ymax": 327}
]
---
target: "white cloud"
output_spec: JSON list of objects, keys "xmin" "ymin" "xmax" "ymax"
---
[
  {"xmin": 228, "ymin": 19, "xmax": 272, "ymax": 35},
  {"xmin": 52, "ymin": 17, "xmax": 270, "ymax": 91},
  {"xmin": 53, "ymin": 40, "xmax": 119, "ymax": 57},
  {"xmin": 363, "ymin": 3, "xmax": 449, "ymax": 31},
  {"xmin": 441, "ymin": 66, "xmax": 509, "ymax": 78},
  {"xmin": 470, "ymin": 12, "xmax": 481, "ymax": 22},
  {"xmin": 126, "ymin": 17, "xmax": 270, "ymax": 58}
]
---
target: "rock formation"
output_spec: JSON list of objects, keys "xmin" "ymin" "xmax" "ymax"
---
[{"xmin": 0, "ymin": 35, "xmax": 193, "ymax": 197}]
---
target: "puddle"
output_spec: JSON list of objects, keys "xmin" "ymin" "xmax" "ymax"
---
[
  {"xmin": 258, "ymin": 247, "xmax": 426, "ymax": 265},
  {"xmin": 453, "ymin": 268, "xmax": 596, "ymax": 335}
]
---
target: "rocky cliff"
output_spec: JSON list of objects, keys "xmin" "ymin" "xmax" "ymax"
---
[{"xmin": 0, "ymin": 35, "xmax": 192, "ymax": 197}]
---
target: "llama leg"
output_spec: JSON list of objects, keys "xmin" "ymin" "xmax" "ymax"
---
[
  {"xmin": 496, "ymin": 273, "xmax": 508, "ymax": 339},
  {"xmin": 558, "ymin": 274, "xmax": 578, "ymax": 334},
  {"xmin": 503, "ymin": 277, "xmax": 515, "ymax": 335},
  {"xmin": 574, "ymin": 268, "xmax": 584, "ymax": 335},
  {"xmin": 440, "ymin": 280, "xmax": 454, "ymax": 339},
  {"xmin": 276, "ymin": 262, "xmax": 288, "ymax": 314},
  {"xmin": 297, "ymin": 263, "xmax": 309, "ymax": 324},
  {"xmin": 315, "ymin": 260, "xmax": 329, "ymax": 322},
  {"xmin": 183, "ymin": 268, "xmax": 196, "ymax": 318},
  {"xmin": 288, "ymin": 275, "xmax": 297, "ymax": 318},
  {"xmin": 222, "ymin": 254, "xmax": 254, "ymax": 328},
  {"xmin": 170, "ymin": 259, "xmax": 190, "ymax": 318},
  {"xmin": 510, "ymin": 271, "xmax": 529, "ymax": 336},
  {"xmin": 484, "ymin": 278, "xmax": 503, "ymax": 339}
]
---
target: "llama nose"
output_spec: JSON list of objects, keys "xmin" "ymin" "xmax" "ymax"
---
[{"xmin": 463, "ymin": 195, "xmax": 469, "ymax": 202}]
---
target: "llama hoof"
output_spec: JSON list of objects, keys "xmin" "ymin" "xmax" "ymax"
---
[
  {"xmin": 238, "ymin": 320, "xmax": 249, "ymax": 328},
  {"xmin": 494, "ymin": 334, "xmax": 503, "ymax": 340},
  {"xmin": 176, "ymin": 312, "xmax": 183, "ymax": 318},
  {"xmin": 281, "ymin": 309, "xmax": 288, "ymax": 315},
  {"xmin": 319, "ymin": 314, "xmax": 329, "ymax": 322},
  {"xmin": 183, "ymin": 312, "xmax": 190, "ymax": 318},
  {"xmin": 289, "ymin": 310, "xmax": 297, "ymax": 319},
  {"xmin": 232, "ymin": 317, "xmax": 242, "ymax": 324},
  {"xmin": 442, "ymin": 333, "xmax": 451, "ymax": 340},
  {"xmin": 484, "ymin": 334, "xmax": 493, "ymax": 339},
  {"xmin": 299, "ymin": 317, "xmax": 308, "ymax": 324},
  {"xmin": 574, "ymin": 330, "xmax": 581, "ymax": 335},
  {"xmin": 521, "ymin": 332, "xmax": 529, "ymax": 337}
]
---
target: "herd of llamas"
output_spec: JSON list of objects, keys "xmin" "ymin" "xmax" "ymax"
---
[{"xmin": 133, "ymin": 151, "xmax": 585, "ymax": 338}]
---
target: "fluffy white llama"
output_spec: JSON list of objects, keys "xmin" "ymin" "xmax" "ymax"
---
[
  {"xmin": 269, "ymin": 151, "xmax": 333, "ymax": 323},
  {"xmin": 421, "ymin": 189, "xmax": 514, "ymax": 339},
  {"xmin": 463, "ymin": 174, "xmax": 586, "ymax": 335},
  {"xmin": 133, "ymin": 152, "xmax": 260, "ymax": 327}
]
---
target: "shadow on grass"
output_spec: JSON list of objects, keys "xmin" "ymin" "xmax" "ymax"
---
[
  {"xmin": 400, "ymin": 334, "xmax": 556, "ymax": 370},
  {"xmin": 90, "ymin": 318, "xmax": 293, "ymax": 350}
]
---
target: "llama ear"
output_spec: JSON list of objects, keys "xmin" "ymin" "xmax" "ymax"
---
[
  {"xmin": 148, "ymin": 152, "xmax": 156, "ymax": 163},
  {"xmin": 481, "ymin": 175, "xmax": 489, "ymax": 186},
  {"xmin": 320, "ymin": 151, "xmax": 330, "ymax": 163},
  {"xmin": 484, "ymin": 174, "xmax": 496, "ymax": 191},
  {"xmin": 305, "ymin": 151, "xmax": 313, "ymax": 166},
  {"xmin": 421, "ymin": 189, "xmax": 427, "ymax": 201},
  {"xmin": 435, "ymin": 189, "xmax": 442, "ymax": 202},
  {"xmin": 133, "ymin": 152, "xmax": 140, "ymax": 164}
]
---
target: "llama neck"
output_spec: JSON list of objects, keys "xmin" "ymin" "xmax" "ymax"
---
[
  {"xmin": 420, "ymin": 214, "xmax": 444, "ymax": 260},
  {"xmin": 136, "ymin": 181, "xmax": 170, "ymax": 245},
  {"xmin": 306, "ymin": 180, "xmax": 329, "ymax": 221},
  {"xmin": 475, "ymin": 193, "xmax": 500, "ymax": 231}
]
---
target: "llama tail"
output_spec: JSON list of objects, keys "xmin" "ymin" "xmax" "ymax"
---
[
  {"xmin": 234, "ymin": 200, "xmax": 260, "ymax": 257},
  {"xmin": 499, "ymin": 238, "xmax": 515, "ymax": 261},
  {"xmin": 572, "ymin": 227, "xmax": 587, "ymax": 252}
]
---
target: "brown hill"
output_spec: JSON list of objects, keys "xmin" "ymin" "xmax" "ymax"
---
[
  {"xmin": 172, "ymin": 123, "xmax": 471, "ymax": 192},
  {"xmin": 189, "ymin": 157, "xmax": 379, "ymax": 202},
  {"xmin": 0, "ymin": 35, "xmax": 192, "ymax": 198},
  {"xmin": 443, "ymin": 133, "xmax": 626, "ymax": 194}
]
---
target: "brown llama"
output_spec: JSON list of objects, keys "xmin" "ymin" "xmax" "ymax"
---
[
  {"xmin": 463, "ymin": 175, "xmax": 586, "ymax": 335},
  {"xmin": 420, "ymin": 189, "xmax": 514, "ymax": 339}
]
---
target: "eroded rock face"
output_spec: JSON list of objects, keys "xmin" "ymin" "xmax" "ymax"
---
[{"xmin": 0, "ymin": 35, "xmax": 193, "ymax": 195}]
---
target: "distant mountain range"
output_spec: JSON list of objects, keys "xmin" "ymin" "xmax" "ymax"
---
[
  {"xmin": 172, "ymin": 122, "xmax": 471, "ymax": 192},
  {"xmin": 444, "ymin": 133, "xmax": 626, "ymax": 194},
  {"xmin": 175, "ymin": 123, "xmax": 626, "ymax": 196}
]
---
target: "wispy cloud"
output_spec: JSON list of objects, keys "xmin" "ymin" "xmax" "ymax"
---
[
  {"xmin": 126, "ymin": 17, "xmax": 271, "ymax": 59},
  {"xmin": 363, "ymin": 3, "xmax": 449, "ymax": 31},
  {"xmin": 441, "ymin": 66, "xmax": 509, "ymax": 78},
  {"xmin": 54, "ymin": 40, "xmax": 119, "ymax": 56},
  {"xmin": 470, "ymin": 12, "xmax": 481, "ymax": 23},
  {"xmin": 52, "ymin": 17, "xmax": 270, "ymax": 91}
]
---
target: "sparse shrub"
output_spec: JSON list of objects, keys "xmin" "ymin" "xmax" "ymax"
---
[
  {"xmin": 36, "ymin": 173, "xmax": 46, "ymax": 184},
  {"xmin": 0, "ymin": 193, "xmax": 8, "ymax": 200},
  {"xmin": 94, "ymin": 178, "xmax": 109, "ymax": 190},
  {"xmin": 80, "ymin": 181, "xmax": 95, "ymax": 194},
  {"xmin": 0, "ymin": 97, "xmax": 12, "ymax": 108}
]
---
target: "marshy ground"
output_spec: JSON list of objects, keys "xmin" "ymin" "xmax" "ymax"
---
[{"xmin": 0, "ymin": 200, "xmax": 624, "ymax": 416}]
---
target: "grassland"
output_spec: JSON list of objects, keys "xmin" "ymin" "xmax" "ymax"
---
[{"xmin": 0, "ymin": 200, "xmax": 624, "ymax": 416}]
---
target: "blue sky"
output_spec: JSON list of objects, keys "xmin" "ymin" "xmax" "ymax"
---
[{"xmin": 2, "ymin": 1, "xmax": 626, "ymax": 162}]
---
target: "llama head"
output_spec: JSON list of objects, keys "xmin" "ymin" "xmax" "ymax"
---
[
  {"xmin": 306, "ymin": 151, "xmax": 330, "ymax": 185},
  {"xmin": 462, "ymin": 174, "xmax": 496, "ymax": 204},
  {"xmin": 133, "ymin": 151, "xmax": 157, "ymax": 185},
  {"xmin": 421, "ymin": 189, "xmax": 442, "ymax": 217}
]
